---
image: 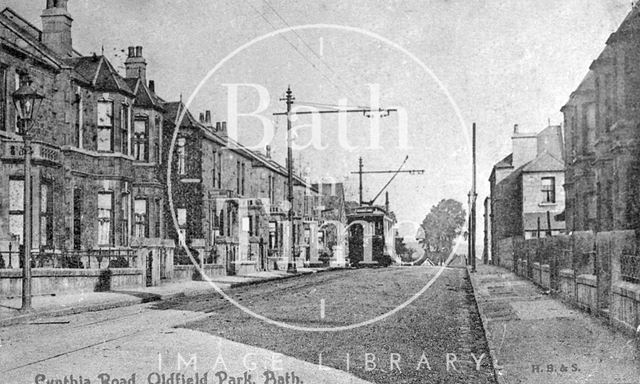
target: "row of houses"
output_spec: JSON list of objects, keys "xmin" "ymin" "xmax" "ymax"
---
[
  {"xmin": 0, "ymin": 1, "xmax": 351, "ymax": 294},
  {"xmin": 485, "ymin": 4, "xmax": 640, "ymax": 273}
]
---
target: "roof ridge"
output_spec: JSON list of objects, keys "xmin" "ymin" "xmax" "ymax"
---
[
  {"xmin": 0, "ymin": 13, "xmax": 63, "ymax": 69},
  {"xmin": 1, "ymin": 7, "xmax": 41, "ymax": 37}
]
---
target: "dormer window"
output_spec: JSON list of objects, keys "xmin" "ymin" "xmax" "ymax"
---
[{"xmin": 97, "ymin": 100, "xmax": 114, "ymax": 151}]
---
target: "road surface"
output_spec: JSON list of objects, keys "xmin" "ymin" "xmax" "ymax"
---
[{"xmin": 1, "ymin": 266, "xmax": 495, "ymax": 384}]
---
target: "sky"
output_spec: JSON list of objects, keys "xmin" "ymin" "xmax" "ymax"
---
[{"xmin": 4, "ymin": 0, "xmax": 632, "ymax": 242}]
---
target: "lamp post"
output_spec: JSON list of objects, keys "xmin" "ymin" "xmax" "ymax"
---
[{"xmin": 12, "ymin": 76, "xmax": 44, "ymax": 312}]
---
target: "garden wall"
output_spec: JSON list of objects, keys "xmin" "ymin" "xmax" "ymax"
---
[{"xmin": 496, "ymin": 230, "xmax": 640, "ymax": 335}]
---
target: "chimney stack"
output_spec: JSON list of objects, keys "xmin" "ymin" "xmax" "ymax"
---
[
  {"xmin": 511, "ymin": 124, "xmax": 537, "ymax": 169},
  {"xmin": 125, "ymin": 45, "xmax": 147, "ymax": 83},
  {"xmin": 41, "ymin": 0, "xmax": 73, "ymax": 57}
]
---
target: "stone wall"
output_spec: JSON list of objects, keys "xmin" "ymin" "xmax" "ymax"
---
[
  {"xmin": 0, "ymin": 268, "xmax": 143, "ymax": 298},
  {"xmin": 500, "ymin": 230, "xmax": 640, "ymax": 335}
]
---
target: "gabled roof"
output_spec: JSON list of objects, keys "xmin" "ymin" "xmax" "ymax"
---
[
  {"xmin": 126, "ymin": 78, "xmax": 164, "ymax": 110},
  {"xmin": 163, "ymin": 101, "xmax": 200, "ymax": 129},
  {"xmin": 522, "ymin": 151, "xmax": 564, "ymax": 173},
  {"xmin": 494, "ymin": 153, "xmax": 513, "ymax": 169},
  {"xmin": 63, "ymin": 55, "xmax": 134, "ymax": 95}
]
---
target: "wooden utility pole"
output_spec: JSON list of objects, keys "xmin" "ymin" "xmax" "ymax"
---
[
  {"xmin": 359, "ymin": 157, "xmax": 363, "ymax": 205},
  {"xmin": 283, "ymin": 87, "xmax": 297, "ymax": 273},
  {"xmin": 471, "ymin": 123, "xmax": 477, "ymax": 273}
]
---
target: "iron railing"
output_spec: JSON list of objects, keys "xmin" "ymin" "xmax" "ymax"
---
[{"xmin": 0, "ymin": 248, "xmax": 137, "ymax": 270}]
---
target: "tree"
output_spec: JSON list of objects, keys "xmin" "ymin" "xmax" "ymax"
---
[
  {"xmin": 418, "ymin": 199, "xmax": 466, "ymax": 265},
  {"xmin": 395, "ymin": 237, "xmax": 416, "ymax": 262}
]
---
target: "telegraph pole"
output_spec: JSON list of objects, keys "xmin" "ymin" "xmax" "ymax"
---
[
  {"xmin": 471, "ymin": 122, "xmax": 477, "ymax": 273},
  {"xmin": 283, "ymin": 87, "xmax": 297, "ymax": 273},
  {"xmin": 359, "ymin": 157, "xmax": 364, "ymax": 205}
]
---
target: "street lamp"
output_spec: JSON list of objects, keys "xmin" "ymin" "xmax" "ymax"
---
[{"xmin": 12, "ymin": 76, "xmax": 44, "ymax": 312}]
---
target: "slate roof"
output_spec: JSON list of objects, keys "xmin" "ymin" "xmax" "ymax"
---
[
  {"xmin": 63, "ymin": 56, "xmax": 134, "ymax": 95},
  {"xmin": 1, "ymin": 7, "xmax": 136, "ymax": 96},
  {"xmin": 163, "ymin": 101, "xmax": 200, "ymax": 128},
  {"xmin": 522, "ymin": 151, "xmax": 564, "ymax": 173},
  {"xmin": 494, "ymin": 153, "xmax": 513, "ymax": 169},
  {"xmin": 126, "ymin": 78, "xmax": 164, "ymax": 110}
]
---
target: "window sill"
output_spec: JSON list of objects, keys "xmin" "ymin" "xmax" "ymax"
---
[
  {"xmin": 62, "ymin": 146, "xmax": 135, "ymax": 160},
  {"xmin": 538, "ymin": 202, "xmax": 557, "ymax": 207}
]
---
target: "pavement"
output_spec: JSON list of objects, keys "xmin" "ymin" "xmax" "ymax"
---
[
  {"xmin": 0, "ymin": 267, "xmax": 331, "ymax": 327},
  {"xmin": 468, "ymin": 264, "xmax": 640, "ymax": 384},
  {"xmin": 1, "ymin": 293, "xmax": 371, "ymax": 384}
]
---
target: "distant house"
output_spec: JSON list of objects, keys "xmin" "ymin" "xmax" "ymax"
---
[{"xmin": 487, "ymin": 124, "xmax": 566, "ymax": 260}]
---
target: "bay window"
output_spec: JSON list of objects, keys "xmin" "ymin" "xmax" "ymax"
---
[
  {"xmin": 177, "ymin": 137, "xmax": 186, "ymax": 175},
  {"xmin": 40, "ymin": 183, "xmax": 53, "ymax": 247},
  {"xmin": 97, "ymin": 192, "xmax": 113, "ymax": 246},
  {"xmin": 177, "ymin": 207, "xmax": 187, "ymax": 246},
  {"xmin": 97, "ymin": 100, "xmax": 113, "ymax": 151},
  {"xmin": 9, "ymin": 178, "xmax": 24, "ymax": 244},
  {"xmin": 134, "ymin": 198, "xmax": 148, "ymax": 237},
  {"xmin": 121, "ymin": 103, "xmax": 130, "ymax": 154},
  {"xmin": 133, "ymin": 118, "xmax": 149, "ymax": 161}
]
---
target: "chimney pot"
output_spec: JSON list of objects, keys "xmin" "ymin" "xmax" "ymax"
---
[
  {"xmin": 221, "ymin": 122, "xmax": 227, "ymax": 131},
  {"xmin": 266, "ymin": 145, "xmax": 272, "ymax": 158},
  {"xmin": 199, "ymin": 113, "xmax": 205, "ymax": 123},
  {"xmin": 125, "ymin": 45, "xmax": 147, "ymax": 81},
  {"xmin": 205, "ymin": 110, "xmax": 211, "ymax": 124},
  {"xmin": 216, "ymin": 122, "xmax": 221, "ymax": 131},
  {"xmin": 148, "ymin": 80, "xmax": 155, "ymax": 93},
  {"xmin": 514, "ymin": 124, "xmax": 519, "ymax": 133}
]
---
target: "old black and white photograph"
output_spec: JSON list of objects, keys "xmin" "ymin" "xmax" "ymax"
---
[{"xmin": 0, "ymin": 1, "xmax": 640, "ymax": 383}]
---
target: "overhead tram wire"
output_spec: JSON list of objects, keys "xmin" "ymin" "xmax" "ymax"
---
[
  {"xmin": 244, "ymin": 0, "xmax": 366, "ymax": 108},
  {"xmin": 259, "ymin": 0, "xmax": 367, "ymax": 106}
]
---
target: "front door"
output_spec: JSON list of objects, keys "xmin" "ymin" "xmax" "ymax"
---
[
  {"xmin": 146, "ymin": 251, "xmax": 153, "ymax": 287},
  {"xmin": 226, "ymin": 246, "xmax": 236, "ymax": 275},
  {"xmin": 259, "ymin": 239, "xmax": 266, "ymax": 271},
  {"xmin": 73, "ymin": 188, "xmax": 83, "ymax": 250}
]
